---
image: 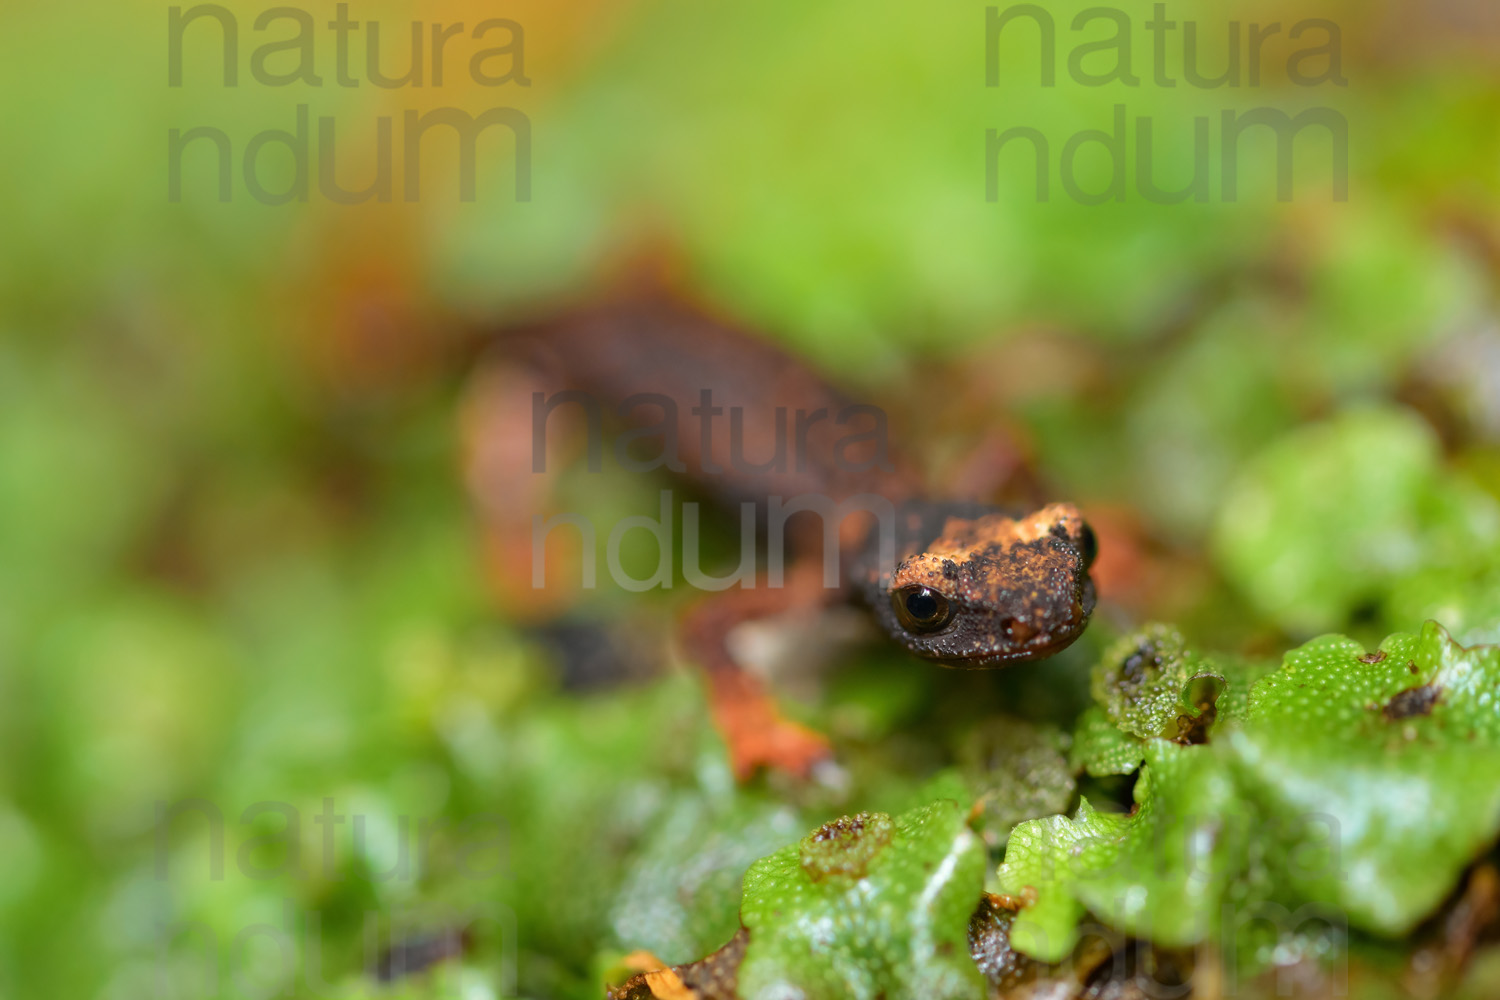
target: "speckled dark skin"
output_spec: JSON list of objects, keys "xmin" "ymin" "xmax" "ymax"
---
[{"xmin": 856, "ymin": 500, "xmax": 1097, "ymax": 666}]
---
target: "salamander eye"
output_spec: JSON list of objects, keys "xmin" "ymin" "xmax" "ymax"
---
[
  {"xmin": 1077, "ymin": 522, "xmax": 1098, "ymax": 570},
  {"xmin": 892, "ymin": 586, "xmax": 955, "ymax": 634}
]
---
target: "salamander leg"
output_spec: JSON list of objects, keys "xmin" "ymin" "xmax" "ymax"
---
[{"xmin": 679, "ymin": 565, "xmax": 836, "ymax": 780}]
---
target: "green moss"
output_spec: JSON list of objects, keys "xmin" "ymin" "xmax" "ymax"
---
[
  {"xmin": 737, "ymin": 801, "xmax": 988, "ymax": 1000},
  {"xmin": 798, "ymin": 811, "xmax": 895, "ymax": 881},
  {"xmin": 1000, "ymin": 740, "xmax": 1248, "ymax": 962},
  {"xmin": 955, "ymin": 718, "xmax": 1076, "ymax": 845},
  {"xmin": 1230, "ymin": 621, "xmax": 1500, "ymax": 935},
  {"xmin": 1074, "ymin": 626, "xmax": 1271, "ymax": 776},
  {"xmin": 1069, "ymin": 706, "xmax": 1146, "ymax": 777},
  {"xmin": 607, "ymin": 794, "xmax": 806, "ymax": 966},
  {"xmin": 1002, "ymin": 622, "xmax": 1500, "ymax": 967},
  {"xmin": 1213, "ymin": 408, "xmax": 1500, "ymax": 635},
  {"xmin": 1092, "ymin": 624, "xmax": 1199, "ymax": 739}
]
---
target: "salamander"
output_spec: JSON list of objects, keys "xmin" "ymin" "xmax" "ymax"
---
[{"xmin": 465, "ymin": 291, "xmax": 1097, "ymax": 779}]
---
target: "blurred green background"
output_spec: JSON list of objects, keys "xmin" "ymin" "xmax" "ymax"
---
[{"xmin": 3, "ymin": 0, "xmax": 1500, "ymax": 997}]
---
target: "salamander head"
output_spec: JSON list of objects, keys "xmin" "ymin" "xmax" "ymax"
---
[{"xmin": 867, "ymin": 502, "xmax": 1097, "ymax": 666}]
